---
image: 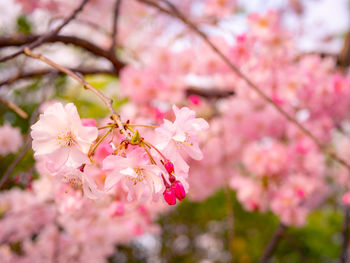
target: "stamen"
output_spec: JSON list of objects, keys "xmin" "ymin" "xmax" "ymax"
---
[
  {"xmin": 57, "ymin": 130, "xmax": 77, "ymax": 147},
  {"xmin": 128, "ymin": 168, "xmax": 146, "ymax": 185}
]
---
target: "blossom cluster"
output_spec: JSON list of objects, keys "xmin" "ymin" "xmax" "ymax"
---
[{"xmin": 31, "ymin": 102, "xmax": 208, "ymax": 204}]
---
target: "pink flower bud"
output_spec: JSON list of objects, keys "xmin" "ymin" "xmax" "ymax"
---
[
  {"xmin": 163, "ymin": 188, "xmax": 176, "ymax": 205},
  {"xmin": 164, "ymin": 161, "xmax": 175, "ymax": 174},
  {"xmin": 173, "ymin": 181, "xmax": 186, "ymax": 201},
  {"xmin": 189, "ymin": 95, "xmax": 201, "ymax": 106},
  {"xmin": 296, "ymin": 188, "xmax": 305, "ymax": 199}
]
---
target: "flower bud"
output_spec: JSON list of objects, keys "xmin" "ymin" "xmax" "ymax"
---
[
  {"xmin": 172, "ymin": 181, "xmax": 186, "ymax": 201},
  {"xmin": 164, "ymin": 161, "xmax": 174, "ymax": 175},
  {"xmin": 108, "ymin": 201, "xmax": 125, "ymax": 217},
  {"xmin": 163, "ymin": 188, "xmax": 176, "ymax": 205},
  {"xmin": 296, "ymin": 188, "xmax": 305, "ymax": 199}
]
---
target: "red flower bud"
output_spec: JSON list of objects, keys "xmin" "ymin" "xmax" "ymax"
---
[
  {"xmin": 164, "ymin": 161, "xmax": 175, "ymax": 174},
  {"xmin": 172, "ymin": 181, "xmax": 186, "ymax": 201},
  {"xmin": 163, "ymin": 188, "xmax": 176, "ymax": 205}
]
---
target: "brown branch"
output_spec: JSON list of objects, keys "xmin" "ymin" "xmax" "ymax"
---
[
  {"xmin": 259, "ymin": 224, "xmax": 287, "ymax": 263},
  {"xmin": 341, "ymin": 206, "xmax": 350, "ymax": 263},
  {"xmin": 0, "ymin": 0, "xmax": 89, "ymax": 63},
  {"xmin": 110, "ymin": 0, "xmax": 123, "ymax": 54},
  {"xmin": 0, "ymin": 68, "xmax": 116, "ymax": 87},
  {"xmin": 224, "ymin": 187, "xmax": 235, "ymax": 262},
  {"xmin": 0, "ymin": 96, "xmax": 28, "ymax": 118},
  {"xmin": 0, "ymin": 68, "xmax": 236, "ymax": 102},
  {"xmin": 0, "ymin": 35, "xmax": 125, "ymax": 72},
  {"xmin": 138, "ymin": 0, "xmax": 350, "ymax": 172},
  {"xmin": 186, "ymin": 87, "xmax": 234, "ymax": 99},
  {"xmin": 23, "ymin": 48, "xmax": 131, "ymax": 140}
]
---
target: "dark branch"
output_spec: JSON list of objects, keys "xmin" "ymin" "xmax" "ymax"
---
[
  {"xmin": 341, "ymin": 206, "xmax": 350, "ymax": 263},
  {"xmin": 186, "ymin": 87, "xmax": 234, "ymax": 99},
  {"xmin": 110, "ymin": 0, "xmax": 123, "ymax": 54},
  {"xmin": 259, "ymin": 224, "xmax": 287, "ymax": 263},
  {"xmin": 0, "ymin": 34, "xmax": 125, "ymax": 72},
  {"xmin": 0, "ymin": 0, "xmax": 89, "ymax": 63}
]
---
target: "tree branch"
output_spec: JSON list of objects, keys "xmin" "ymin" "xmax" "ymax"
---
[
  {"xmin": 259, "ymin": 224, "xmax": 287, "ymax": 263},
  {"xmin": 0, "ymin": 34, "xmax": 125, "ymax": 72},
  {"xmin": 110, "ymin": 0, "xmax": 123, "ymax": 54},
  {"xmin": 0, "ymin": 96, "xmax": 28, "ymax": 118},
  {"xmin": 0, "ymin": 0, "xmax": 90, "ymax": 63},
  {"xmin": 186, "ymin": 87, "xmax": 234, "ymax": 99},
  {"xmin": 341, "ymin": 206, "xmax": 350, "ymax": 263},
  {"xmin": 23, "ymin": 48, "xmax": 131, "ymax": 140}
]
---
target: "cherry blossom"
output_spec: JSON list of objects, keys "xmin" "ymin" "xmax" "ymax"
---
[
  {"xmin": 31, "ymin": 102, "xmax": 98, "ymax": 171},
  {"xmin": 103, "ymin": 147, "xmax": 165, "ymax": 201}
]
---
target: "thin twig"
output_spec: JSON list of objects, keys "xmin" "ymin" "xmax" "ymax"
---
[
  {"xmin": 341, "ymin": 206, "xmax": 350, "ymax": 263},
  {"xmin": 0, "ymin": 96, "xmax": 28, "ymax": 118},
  {"xmin": 138, "ymin": 0, "xmax": 350, "ymax": 172},
  {"xmin": 0, "ymin": 0, "xmax": 89, "ymax": 63},
  {"xmin": 23, "ymin": 48, "xmax": 131, "ymax": 140},
  {"xmin": 0, "ymin": 68, "xmax": 115, "ymax": 87},
  {"xmin": 259, "ymin": 224, "xmax": 287, "ymax": 263},
  {"xmin": 110, "ymin": 0, "xmax": 122, "ymax": 54}
]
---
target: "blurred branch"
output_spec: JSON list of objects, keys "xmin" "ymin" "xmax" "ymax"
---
[
  {"xmin": 110, "ymin": 0, "xmax": 123, "ymax": 54},
  {"xmin": 0, "ymin": 69, "xmax": 236, "ymax": 101},
  {"xmin": 259, "ymin": 224, "xmax": 287, "ymax": 263},
  {"xmin": 0, "ymin": 0, "xmax": 90, "ymax": 63},
  {"xmin": 24, "ymin": 48, "xmax": 131, "ymax": 140},
  {"xmin": 224, "ymin": 187, "xmax": 235, "ymax": 262},
  {"xmin": 339, "ymin": 31, "xmax": 350, "ymax": 68},
  {"xmin": 137, "ymin": 0, "xmax": 350, "ymax": 173},
  {"xmin": 341, "ymin": 206, "xmax": 350, "ymax": 263},
  {"xmin": 0, "ymin": 67, "xmax": 116, "ymax": 87},
  {"xmin": 186, "ymin": 87, "xmax": 234, "ymax": 99},
  {"xmin": 0, "ymin": 35, "xmax": 124, "ymax": 72},
  {"xmin": 0, "ymin": 107, "xmax": 38, "ymax": 188},
  {"xmin": 0, "ymin": 96, "xmax": 28, "ymax": 118}
]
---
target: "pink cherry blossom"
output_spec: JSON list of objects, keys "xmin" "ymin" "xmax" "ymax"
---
[
  {"xmin": 155, "ymin": 105, "xmax": 209, "ymax": 162},
  {"xmin": 31, "ymin": 102, "xmax": 98, "ymax": 170},
  {"xmin": 103, "ymin": 148, "xmax": 165, "ymax": 201}
]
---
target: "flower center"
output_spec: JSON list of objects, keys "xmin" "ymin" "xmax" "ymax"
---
[
  {"xmin": 57, "ymin": 130, "xmax": 76, "ymax": 147},
  {"xmin": 63, "ymin": 174, "xmax": 83, "ymax": 192},
  {"xmin": 128, "ymin": 168, "xmax": 146, "ymax": 185},
  {"xmin": 174, "ymin": 132, "xmax": 193, "ymax": 148}
]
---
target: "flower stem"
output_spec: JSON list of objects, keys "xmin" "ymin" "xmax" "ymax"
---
[
  {"xmin": 88, "ymin": 126, "xmax": 114, "ymax": 158},
  {"xmin": 126, "ymin": 123, "xmax": 158, "ymax": 129}
]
